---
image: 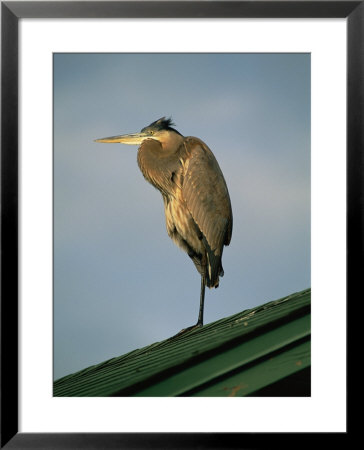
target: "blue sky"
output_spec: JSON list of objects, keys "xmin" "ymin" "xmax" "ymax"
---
[{"xmin": 53, "ymin": 53, "xmax": 310, "ymax": 380}]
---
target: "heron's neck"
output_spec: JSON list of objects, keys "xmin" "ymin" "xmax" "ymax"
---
[{"xmin": 158, "ymin": 132, "xmax": 184, "ymax": 153}]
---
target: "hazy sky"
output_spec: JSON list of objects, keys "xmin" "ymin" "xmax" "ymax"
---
[{"xmin": 53, "ymin": 53, "xmax": 310, "ymax": 380}]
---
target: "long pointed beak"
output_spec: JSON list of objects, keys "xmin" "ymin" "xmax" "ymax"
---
[{"xmin": 94, "ymin": 132, "xmax": 151, "ymax": 145}]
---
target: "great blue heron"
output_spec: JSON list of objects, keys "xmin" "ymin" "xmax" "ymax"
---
[{"xmin": 95, "ymin": 117, "xmax": 232, "ymax": 331}]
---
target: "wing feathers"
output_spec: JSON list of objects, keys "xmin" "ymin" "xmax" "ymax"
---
[{"xmin": 182, "ymin": 138, "xmax": 233, "ymax": 285}]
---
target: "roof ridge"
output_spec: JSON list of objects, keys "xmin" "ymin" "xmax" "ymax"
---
[{"xmin": 54, "ymin": 288, "xmax": 310, "ymax": 389}]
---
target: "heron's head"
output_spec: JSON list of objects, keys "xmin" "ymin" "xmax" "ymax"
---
[{"xmin": 94, "ymin": 117, "xmax": 184, "ymax": 151}]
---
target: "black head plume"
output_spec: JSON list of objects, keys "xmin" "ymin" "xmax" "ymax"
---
[{"xmin": 141, "ymin": 117, "xmax": 182, "ymax": 135}]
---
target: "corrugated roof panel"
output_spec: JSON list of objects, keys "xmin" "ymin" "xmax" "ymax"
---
[{"xmin": 54, "ymin": 288, "xmax": 310, "ymax": 397}]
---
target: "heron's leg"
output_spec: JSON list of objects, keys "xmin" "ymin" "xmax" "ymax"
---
[
  {"xmin": 196, "ymin": 275, "xmax": 205, "ymax": 327},
  {"xmin": 169, "ymin": 275, "xmax": 205, "ymax": 339}
]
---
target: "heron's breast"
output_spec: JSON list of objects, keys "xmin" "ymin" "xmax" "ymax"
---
[{"xmin": 165, "ymin": 193, "xmax": 203, "ymax": 254}]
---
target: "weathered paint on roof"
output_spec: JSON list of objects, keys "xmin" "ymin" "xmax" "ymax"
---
[{"xmin": 54, "ymin": 288, "xmax": 310, "ymax": 397}]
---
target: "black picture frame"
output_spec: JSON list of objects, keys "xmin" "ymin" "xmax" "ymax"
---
[{"xmin": 1, "ymin": 1, "xmax": 357, "ymax": 448}]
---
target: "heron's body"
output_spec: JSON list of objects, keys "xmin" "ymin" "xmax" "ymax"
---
[
  {"xmin": 138, "ymin": 135, "xmax": 232, "ymax": 288},
  {"xmin": 95, "ymin": 118, "xmax": 232, "ymax": 329}
]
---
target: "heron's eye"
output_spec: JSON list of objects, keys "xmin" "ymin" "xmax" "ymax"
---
[{"xmin": 150, "ymin": 130, "xmax": 154, "ymax": 135}]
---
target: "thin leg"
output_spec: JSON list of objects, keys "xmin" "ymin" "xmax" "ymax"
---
[
  {"xmin": 169, "ymin": 275, "xmax": 205, "ymax": 339},
  {"xmin": 197, "ymin": 275, "xmax": 205, "ymax": 327}
]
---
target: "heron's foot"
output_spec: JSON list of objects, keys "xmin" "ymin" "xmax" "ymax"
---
[{"xmin": 169, "ymin": 323, "xmax": 203, "ymax": 339}]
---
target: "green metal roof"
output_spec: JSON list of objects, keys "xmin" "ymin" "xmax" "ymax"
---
[{"xmin": 54, "ymin": 288, "xmax": 310, "ymax": 397}]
